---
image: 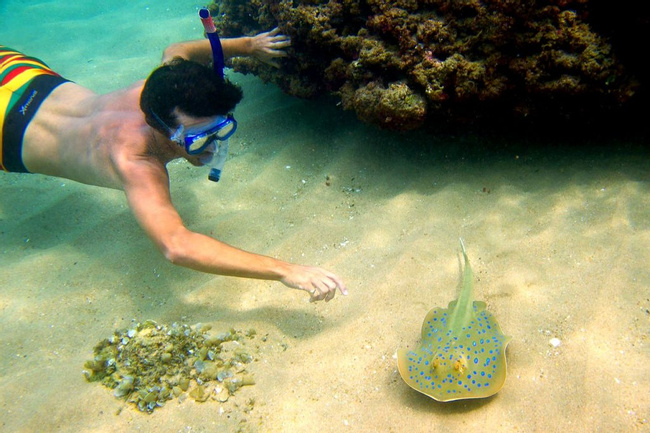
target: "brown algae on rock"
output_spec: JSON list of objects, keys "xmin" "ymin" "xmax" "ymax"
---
[{"xmin": 83, "ymin": 321, "xmax": 259, "ymax": 413}]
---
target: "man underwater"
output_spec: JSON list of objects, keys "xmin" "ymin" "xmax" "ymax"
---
[{"xmin": 0, "ymin": 27, "xmax": 347, "ymax": 302}]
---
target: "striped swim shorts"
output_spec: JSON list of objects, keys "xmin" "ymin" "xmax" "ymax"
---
[{"xmin": 1, "ymin": 45, "xmax": 69, "ymax": 172}]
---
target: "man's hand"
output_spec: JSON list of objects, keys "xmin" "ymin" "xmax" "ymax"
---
[
  {"xmin": 250, "ymin": 28, "xmax": 291, "ymax": 68},
  {"xmin": 281, "ymin": 264, "xmax": 348, "ymax": 302}
]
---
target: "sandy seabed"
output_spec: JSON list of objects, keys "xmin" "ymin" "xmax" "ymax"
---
[{"xmin": 1, "ymin": 1, "xmax": 649, "ymax": 432}]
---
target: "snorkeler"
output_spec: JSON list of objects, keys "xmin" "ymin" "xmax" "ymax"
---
[{"xmin": 0, "ymin": 15, "xmax": 347, "ymax": 302}]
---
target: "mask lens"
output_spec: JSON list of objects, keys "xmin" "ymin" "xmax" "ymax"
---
[
  {"xmin": 187, "ymin": 135, "xmax": 212, "ymax": 154},
  {"xmin": 215, "ymin": 120, "xmax": 235, "ymax": 139}
]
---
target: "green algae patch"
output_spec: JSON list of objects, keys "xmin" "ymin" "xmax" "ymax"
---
[{"xmin": 83, "ymin": 320, "xmax": 258, "ymax": 413}]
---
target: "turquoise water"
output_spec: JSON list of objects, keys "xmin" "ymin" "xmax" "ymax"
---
[
  {"xmin": 1, "ymin": 1, "xmax": 649, "ymax": 432},
  {"xmin": 1, "ymin": 0, "xmax": 198, "ymax": 92}
]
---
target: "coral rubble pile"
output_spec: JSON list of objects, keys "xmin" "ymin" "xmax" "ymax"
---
[
  {"xmin": 212, "ymin": 0, "xmax": 641, "ymax": 131},
  {"xmin": 83, "ymin": 321, "xmax": 257, "ymax": 413}
]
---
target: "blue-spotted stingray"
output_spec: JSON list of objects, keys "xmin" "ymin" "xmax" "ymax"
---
[{"xmin": 397, "ymin": 240, "xmax": 511, "ymax": 402}]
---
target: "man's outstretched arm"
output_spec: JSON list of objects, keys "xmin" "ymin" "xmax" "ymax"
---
[
  {"xmin": 162, "ymin": 29, "xmax": 290, "ymax": 67},
  {"xmin": 119, "ymin": 159, "xmax": 346, "ymax": 302}
]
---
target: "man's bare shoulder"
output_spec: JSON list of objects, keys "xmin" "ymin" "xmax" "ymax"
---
[{"xmin": 23, "ymin": 79, "xmax": 157, "ymax": 189}]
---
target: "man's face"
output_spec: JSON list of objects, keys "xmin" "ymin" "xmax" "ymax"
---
[{"xmin": 173, "ymin": 111, "xmax": 222, "ymax": 166}]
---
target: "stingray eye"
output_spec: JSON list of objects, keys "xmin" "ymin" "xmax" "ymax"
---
[
  {"xmin": 430, "ymin": 358, "xmax": 440, "ymax": 371},
  {"xmin": 454, "ymin": 359, "xmax": 466, "ymax": 374}
]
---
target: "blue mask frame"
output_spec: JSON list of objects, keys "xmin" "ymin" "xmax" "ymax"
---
[{"xmin": 176, "ymin": 114, "xmax": 237, "ymax": 155}]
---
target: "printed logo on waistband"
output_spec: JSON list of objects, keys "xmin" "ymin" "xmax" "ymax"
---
[{"xmin": 19, "ymin": 90, "xmax": 38, "ymax": 115}]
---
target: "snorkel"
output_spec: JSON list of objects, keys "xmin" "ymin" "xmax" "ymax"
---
[
  {"xmin": 199, "ymin": 7, "xmax": 229, "ymax": 182},
  {"xmin": 199, "ymin": 7, "xmax": 225, "ymax": 79}
]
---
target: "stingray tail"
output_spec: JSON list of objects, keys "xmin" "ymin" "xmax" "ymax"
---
[
  {"xmin": 448, "ymin": 238, "xmax": 475, "ymax": 329},
  {"xmin": 459, "ymin": 238, "xmax": 472, "ymax": 292}
]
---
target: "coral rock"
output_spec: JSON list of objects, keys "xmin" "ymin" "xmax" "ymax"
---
[{"xmin": 214, "ymin": 0, "xmax": 643, "ymax": 131}]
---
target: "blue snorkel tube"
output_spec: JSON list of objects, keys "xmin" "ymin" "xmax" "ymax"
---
[
  {"xmin": 199, "ymin": 7, "xmax": 229, "ymax": 182},
  {"xmin": 199, "ymin": 7, "xmax": 225, "ymax": 79}
]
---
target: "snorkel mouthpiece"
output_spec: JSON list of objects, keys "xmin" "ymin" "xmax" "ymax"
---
[
  {"xmin": 198, "ymin": 7, "xmax": 230, "ymax": 182},
  {"xmin": 206, "ymin": 139, "xmax": 230, "ymax": 182}
]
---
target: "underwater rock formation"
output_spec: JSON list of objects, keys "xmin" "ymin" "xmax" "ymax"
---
[{"xmin": 212, "ymin": 0, "xmax": 640, "ymax": 131}]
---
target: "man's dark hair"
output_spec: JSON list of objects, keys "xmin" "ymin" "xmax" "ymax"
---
[{"xmin": 140, "ymin": 58, "xmax": 243, "ymax": 134}]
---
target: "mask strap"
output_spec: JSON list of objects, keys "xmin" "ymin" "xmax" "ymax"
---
[
  {"xmin": 169, "ymin": 125, "xmax": 185, "ymax": 145},
  {"xmin": 150, "ymin": 109, "xmax": 184, "ymax": 144}
]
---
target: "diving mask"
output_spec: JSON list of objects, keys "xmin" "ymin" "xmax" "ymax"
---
[{"xmin": 169, "ymin": 114, "xmax": 237, "ymax": 155}]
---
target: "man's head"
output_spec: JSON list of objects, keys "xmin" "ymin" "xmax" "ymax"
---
[{"xmin": 140, "ymin": 58, "xmax": 243, "ymax": 135}]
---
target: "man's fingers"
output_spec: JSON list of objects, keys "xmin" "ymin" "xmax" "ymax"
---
[
  {"xmin": 265, "ymin": 48, "xmax": 288, "ymax": 57},
  {"xmin": 269, "ymin": 35, "xmax": 290, "ymax": 44},
  {"xmin": 325, "ymin": 273, "xmax": 347, "ymax": 296},
  {"xmin": 310, "ymin": 278, "xmax": 342, "ymax": 302},
  {"xmin": 269, "ymin": 40, "xmax": 291, "ymax": 49},
  {"xmin": 308, "ymin": 287, "xmax": 323, "ymax": 303}
]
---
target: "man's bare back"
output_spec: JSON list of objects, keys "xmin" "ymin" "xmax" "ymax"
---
[
  {"xmin": 3, "ymin": 31, "xmax": 347, "ymax": 302},
  {"xmin": 22, "ymin": 81, "xmax": 150, "ymax": 189}
]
